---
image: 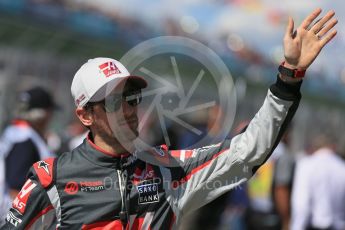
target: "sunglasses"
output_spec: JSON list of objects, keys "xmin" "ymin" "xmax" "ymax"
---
[
  {"xmin": 102, "ymin": 89, "xmax": 142, "ymax": 113},
  {"xmin": 86, "ymin": 89, "xmax": 142, "ymax": 113}
]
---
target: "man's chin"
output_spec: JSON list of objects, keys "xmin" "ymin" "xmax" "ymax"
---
[{"xmin": 119, "ymin": 127, "xmax": 138, "ymax": 141}]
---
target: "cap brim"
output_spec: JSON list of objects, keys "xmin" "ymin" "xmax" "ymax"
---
[
  {"xmin": 125, "ymin": 75, "xmax": 148, "ymax": 89},
  {"xmin": 89, "ymin": 75, "xmax": 147, "ymax": 103}
]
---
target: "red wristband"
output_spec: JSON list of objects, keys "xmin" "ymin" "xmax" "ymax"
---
[{"xmin": 278, "ymin": 62, "xmax": 306, "ymax": 78}]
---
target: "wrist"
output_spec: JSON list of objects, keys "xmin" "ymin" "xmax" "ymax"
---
[
  {"xmin": 278, "ymin": 73, "xmax": 303, "ymax": 83},
  {"xmin": 282, "ymin": 61, "xmax": 298, "ymax": 70},
  {"xmin": 283, "ymin": 58, "xmax": 307, "ymax": 70},
  {"xmin": 278, "ymin": 61, "xmax": 306, "ymax": 83}
]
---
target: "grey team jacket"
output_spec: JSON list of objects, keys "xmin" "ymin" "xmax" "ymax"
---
[{"xmin": 2, "ymin": 76, "xmax": 301, "ymax": 229}]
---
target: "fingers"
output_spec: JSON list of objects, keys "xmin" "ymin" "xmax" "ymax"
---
[
  {"xmin": 320, "ymin": 30, "xmax": 337, "ymax": 48},
  {"xmin": 301, "ymin": 8, "xmax": 322, "ymax": 30},
  {"xmin": 310, "ymin": 10, "xmax": 336, "ymax": 34},
  {"xmin": 317, "ymin": 18, "xmax": 338, "ymax": 37},
  {"xmin": 285, "ymin": 17, "xmax": 294, "ymax": 38}
]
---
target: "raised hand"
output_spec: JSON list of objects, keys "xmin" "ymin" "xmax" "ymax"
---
[{"xmin": 283, "ymin": 8, "xmax": 337, "ymax": 70}]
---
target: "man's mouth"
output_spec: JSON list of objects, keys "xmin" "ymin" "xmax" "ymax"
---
[
  {"xmin": 127, "ymin": 119, "xmax": 138, "ymax": 127},
  {"xmin": 117, "ymin": 118, "xmax": 138, "ymax": 127}
]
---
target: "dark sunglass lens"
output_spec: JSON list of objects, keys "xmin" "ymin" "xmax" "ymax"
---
[
  {"xmin": 124, "ymin": 90, "xmax": 142, "ymax": 107},
  {"xmin": 103, "ymin": 90, "xmax": 142, "ymax": 112},
  {"xmin": 127, "ymin": 97, "xmax": 141, "ymax": 106}
]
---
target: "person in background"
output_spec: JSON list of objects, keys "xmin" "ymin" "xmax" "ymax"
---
[
  {"xmin": 0, "ymin": 86, "xmax": 57, "ymax": 220},
  {"xmin": 272, "ymin": 127, "xmax": 295, "ymax": 230},
  {"xmin": 0, "ymin": 151, "xmax": 10, "ymax": 226},
  {"xmin": 246, "ymin": 125, "xmax": 295, "ymax": 230},
  {"xmin": 291, "ymin": 134, "xmax": 345, "ymax": 230},
  {"xmin": 58, "ymin": 118, "xmax": 88, "ymax": 154}
]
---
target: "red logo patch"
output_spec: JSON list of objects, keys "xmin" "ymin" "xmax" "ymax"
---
[
  {"xmin": 99, "ymin": 61, "xmax": 121, "ymax": 78},
  {"xmin": 64, "ymin": 181, "xmax": 79, "ymax": 195},
  {"xmin": 80, "ymin": 181, "xmax": 103, "ymax": 187},
  {"xmin": 12, "ymin": 179, "xmax": 36, "ymax": 214},
  {"xmin": 37, "ymin": 160, "xmax": 50, "ymax": 175},
  {"xmin": 33, "ymin": 158, "xmax": 55, "ymax": 188},
  {"xmin": 132, "ymin": 164, "xmax": 156, "ymax": 185}
]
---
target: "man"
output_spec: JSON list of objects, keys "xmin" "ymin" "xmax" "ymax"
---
[
  {"xmin": 1, "ymin": 8, "xmax": 337, "ymax": 229},
  {"xmin": 291, "ymin": 135, "xmax": 345, "ymax": 230},
  {"xmin": 0, "ymin": 87, "xmax": 57, "ymax": 224}
]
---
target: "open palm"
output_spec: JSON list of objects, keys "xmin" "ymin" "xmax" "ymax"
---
[{"xmin": 283, "ymin": 8, "xmax": 337, "ymax": 70}]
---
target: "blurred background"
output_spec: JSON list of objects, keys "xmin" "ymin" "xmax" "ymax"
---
[
  {"xmin": 1, "ymin": 0, "xmax": 345, "ymax": 153},
  {"xmin": 0, "ymin": 0, "xmax": 345, "ymax": 229}
]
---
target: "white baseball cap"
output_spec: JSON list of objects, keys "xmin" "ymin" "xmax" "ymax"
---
[{"xmin": 71, "ymin": 57, "xmax": 147, "ymax": 107}]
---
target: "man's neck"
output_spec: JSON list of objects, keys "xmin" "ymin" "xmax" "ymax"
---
[{"xmin": 92, "ymin": 134, "xmax": 128, "ymax": 156}]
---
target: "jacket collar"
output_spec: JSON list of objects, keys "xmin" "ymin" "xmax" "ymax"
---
[{"xmin": 79, "ymin": 133, "xmax": 132, "ymax": 168}]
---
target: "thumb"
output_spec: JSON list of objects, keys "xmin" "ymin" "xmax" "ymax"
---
[{"xmin": 285, "ymin": 16, "xmax": 294, "ymax": 39}]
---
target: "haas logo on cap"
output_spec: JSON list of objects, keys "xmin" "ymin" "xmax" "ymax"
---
[{"xmin": 99, "ymin": 61, "xmax": 121, "ymax": 78}]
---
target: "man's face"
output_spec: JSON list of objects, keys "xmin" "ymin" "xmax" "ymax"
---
[{"xmin": 90, "ymin": 82, "xmax": 141, "ymax": 147}]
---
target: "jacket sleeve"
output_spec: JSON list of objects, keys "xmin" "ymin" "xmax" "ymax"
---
[
  {"xmin": 2, "ymin": 162, "xmax": 56, "ymax": 229},
  {"xmin": 165, "ymin": 76, "xmax": 302, "ymax": 217}
]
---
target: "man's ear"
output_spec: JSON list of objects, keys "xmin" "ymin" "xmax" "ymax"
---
[{"xmin": 75, "ymin": 107, "xmax": 93, "ymax": 127}]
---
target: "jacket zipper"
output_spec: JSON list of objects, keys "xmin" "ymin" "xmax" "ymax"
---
[{"xmin": 117, "ymin": 169, "xmax": 128, "ymax": 226}]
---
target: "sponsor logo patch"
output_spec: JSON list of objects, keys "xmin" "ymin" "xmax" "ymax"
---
[
  {"xmin": 99, "ymin": 61, "xmax": 121, "ymax": 78},
  {"xmin": 80, "ymin": 181, "xmax": 105, "ymax": 192},
  {"xmin": 76, "ymin": 94, "xmax": 86, "ymax": 106},
  {"xmin": 33, "ymin": 158, "xmax": 54, "ymax": 188},
  {"xmin": 64, "ymin": 181, "xmax": 79, "ymax": 195},
  {"xmin": 6, "ymin": 211, "xmax": 22, "ymax": 227},
  {"xmin": 64, "ymin": 181, "xmax": 105, "ymax": 194},
  {"xmin": 12, "ymin": 179, "xmax": 36, "ymax": 214},
  {"xmin": 194, "ymin": 143, "xmax": 221, "ymax": 154},
  {"xmin": 37, "ymin": 160, "xmax": 50, "ymax": 175},
  {"xmin": 132, "ymin": 164, "xmax": 156, "ymax": 185},
  {"xmin": 137, "ymin": 181, "xmax": 159, "ymax": 205}
]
